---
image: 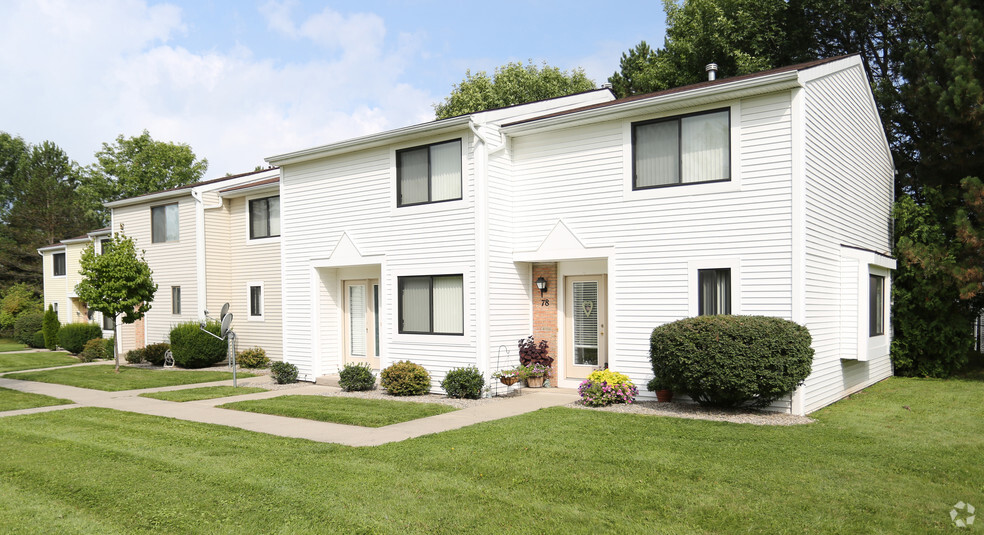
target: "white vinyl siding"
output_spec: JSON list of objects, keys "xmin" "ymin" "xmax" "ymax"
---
[{"xmin": 801, "ymin": 64, "xmax": 895, "ymax": 413}]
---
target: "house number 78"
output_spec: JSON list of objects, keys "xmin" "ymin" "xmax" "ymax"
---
[{"xmin": 541, "ymin": 299, "xmax": 550, "ymax": 306}]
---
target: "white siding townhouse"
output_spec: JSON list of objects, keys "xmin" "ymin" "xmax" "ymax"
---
[
  {"xmin": 267, "ymin": 54, "xmax": 895, "ymax": 415},
  {"xmin": 106, "ymin": 168, "xmax": 283, "ymax": 360}
]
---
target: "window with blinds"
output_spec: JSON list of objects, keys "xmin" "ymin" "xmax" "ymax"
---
[
  {"xmin": 348, "ymin": 284, "xmax": 366, "ymax": 356},
  {"xmin": 249, "ymin": 196, "xmax": 280, "ymax": 239},
  {"xmin": 633, "ymin": 108, "xmax": 730, "ymax": 189},
  {"xmin": 572, "ymin": 281, "xmax": 599, "ymax": 366},
  {"xmin": 151, "ymin": 203, "xmax": 180, "ymax": 243},
  {"xmin": 396, "ymin": 139, "xmax": 462, "ymax": 207},
  {"xmin": 697, "ymin": 268, "xmax": 731, "ymax": 315},
  {"xmin": 869, "ymin": 274, "xmax": 885, "ymax": 336},
  {"xmin": 398, "ymin": 275, "xmax": 463, "ymax": 335}
]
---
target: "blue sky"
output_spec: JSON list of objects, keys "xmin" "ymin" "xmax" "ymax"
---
[{"xmin": 0, "ymin": 1, "xmax": 667, "ymax": 176}]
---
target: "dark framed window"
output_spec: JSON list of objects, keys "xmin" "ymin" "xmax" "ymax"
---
[
  {"xmin": 53, "ymin": 253, "xmax": 66, "ymax": 276},
  {"xmin": 171, "ymin": 286, "xmax": 181, "ymax": 315},
  {"xmin": 633, "ymin": 108, "xmax": 731, "ymax": 190},
  {"xmin": 698, "ymin": 268, "xmax": 731, "ymax": 315},
  {"xmin": 151, "ymin": 203, "xmax": 180, "ymax": 243},
  {"xmin": 249, "ymin": 196, "xmax": 280, "ymax": 239},
  {"xmin": 398, "ymin": 275, "xmax": 463, "ymax": 335},
  {"xmin": 100, "ymin": 238, "xmax": 111, "ymax": 254},
  {"xmin": 397, "ymin": 139, "xmax": 462, "ymax": 207},
  {"xmin": 250, "ymin": 285, "xmax": 263, "ymax": 317},
  {"xmin": 103, "ymin": 314, "xmax": 115, "ymax": 331},
  {"xmin": 869, "ymin": 274, "xmax": 885, "ymax": 336}
]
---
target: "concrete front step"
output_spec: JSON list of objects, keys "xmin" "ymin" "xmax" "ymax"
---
[{"xmin": 314, "ymin": 374, "xmax": 340, "ymax": 387}]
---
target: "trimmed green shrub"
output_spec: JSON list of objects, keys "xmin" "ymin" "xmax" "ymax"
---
[
  {"xmin": 649, "ymin": 315, "xmax": 814, "ymax": 408},
  {"xmin": 14, "ymin": 312, "xmax": 43, "ymax": 345},
  {"xmin": 169, "ymin": 321, "xmax": 226, "ymax": 369},
  {"xmin": 380, "ymin": 360, "xmax": 431, "ymax": 396},
  {"xmin": 31, "ymin": 330, "xmax": 46, "ymax": 349},
  {"xmin": 79, "ymin": 338, "xmax": 107, "ymax": 362},
  {"xmin": 237, "ymin": 347, "xmax": 270, "ymax": 368},
  {"xmin": 338, "ymin": 362, "xmax": 376, "ymax": 392},
  {"xmin": 271, "ymin": 361, "xmax": 298, "ymax": 384},
  {"xmin": 125, "ymin": 348, "xmax": 146, "ymax": 364},
  {"xmin": 143, "ymin": 343, "xmax": 170, "ymax": 366},
  {"xmin": 441, "ymin": 366, "xmax": 484, "ymax": 399},
  {"xmin": 42, "ymin": 305, "xmax": 59, "ymax": 350},
  {"xmin": 56, "ymin": 323, "xmax": 102, "ymax": 354},
  {"xmin": 103, "ymin": 337, "xmax": 115, "ymax": 359}
]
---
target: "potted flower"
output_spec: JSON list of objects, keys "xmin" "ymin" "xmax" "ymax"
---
[
  {"xmin": 492, "ymin": 367, "xmax": 522, "ymax": 386},
  {"xmin": 647, "ymin": 376, "xmax": 674, "ymax": 403},
  {"xmin": 521, "ymin": 363, "xmax": 550, "ymax": 388}
]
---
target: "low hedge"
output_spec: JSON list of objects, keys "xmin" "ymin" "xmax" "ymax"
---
[
  {"xmin": 380, "ymin": 360, "xmax": 430, "ymax": 396},
  {"xmin": 31, "ymin": 330, "xmax": 46, "ymax": 349},
  {"xmin": 649, "ymin": 315, "xmax": 814, "ymax": 408},
  {"xmin": 271, "ymin": 361, "xmax": 298, "ymax": 384},
  {"xmin": 57, "ymin": 323, "xmax": 102, "ymax": 354},
  {"xmin": 237, "ymin": 347, "xmax": 270, "ymax": 369},
  {"xmin": 169, "ymin": 321, "xmax": 226, "ymax": 369},
  {"xmin": 441, "ymin": 366, "xmax": 484, "ymax": 399},
  {"xmin": 143, "ymin": 343, "xmax": 170, "ymax": 366},
  {"xmin": 79, "ymin": 338, "xmax": 108, "ymax": 362},
  {"xmin": 338, "ymin": 362, "xmax": 376, "ymax": 391},
  {"xmin": 14, "ymin": 312, "xmax": 43, "ymax": 346},
  {"xmin": 125, "ymin": 348, "xmax": 146, "ymax": 364}
]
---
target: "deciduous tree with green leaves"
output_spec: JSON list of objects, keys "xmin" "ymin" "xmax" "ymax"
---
[
  {"xmin": 434, "ymin": 61, "xmax": 595, "ymax": 119},
  {"xmin": 74, "ymin": 230, "xmax": 157, "ymax": 371}
]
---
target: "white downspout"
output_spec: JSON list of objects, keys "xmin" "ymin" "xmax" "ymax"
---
[
  {"xmin": 469, "ymin": 120, "xmax": 493, "ymax": 381},
  {"xmin": 191, "ymin": 189, "xmax": 209, "ymax": 319}
]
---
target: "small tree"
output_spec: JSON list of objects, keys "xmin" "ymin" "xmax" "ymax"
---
[
  {"xmin": 42, "ymin": 304, "xmax": 59, "ymax": 350},
  {"xmin": 74, "ymin": 229, "xmax": 157, "ymax": 371}
]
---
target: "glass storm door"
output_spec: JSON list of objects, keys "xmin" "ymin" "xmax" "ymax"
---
[
  {"xmin": 343, "ymin": 280, "xmax": 379, "ymax": 368},
  {"xmin": 565, "ymin": 275, "xmax": 607, "ymax": 380}
]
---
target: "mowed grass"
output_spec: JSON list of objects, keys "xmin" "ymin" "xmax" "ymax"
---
[
  {"xmin": 0, "ymin": 376, "xmax": 981, "ymax": 534},
  {"xmin": 5, "ymin": 365, "xmax": 254, "ymax": 391},
  {"xmin": 0, "ymin": 351, "xmax": 78, "ymax": 373},
  {"xmin": 219, "ymin": 395, "xmax": 456, "ymax": 427},
  {"xmin": 0, "ymin": 387, "xmax": 72, "ymax": 412},
  {"xmin": 0, "ymin": 338, "xmax": 27, "ymax": 352},
  {"xmin": 140, "ymin": 386, "xmax": 267, "ymax": 402}
]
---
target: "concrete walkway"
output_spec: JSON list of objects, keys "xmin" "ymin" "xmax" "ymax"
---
[{"xmin": 0, "ymin": 366, "xmax": 579, "ymax": 446}]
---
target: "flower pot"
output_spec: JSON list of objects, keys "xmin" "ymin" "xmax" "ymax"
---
[
  {"xmin": 526, "ymin": 376, "xmax": 545, "ymax": 388},
  {"xmin": 655, "ymin": 389, "xmax": 673, "ymax": 403},
  {"xmin": 499, "ymin": 376, "xmax": 518, "ymax": 386}
]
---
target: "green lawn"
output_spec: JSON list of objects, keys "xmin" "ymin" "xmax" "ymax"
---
[
  {"xmin": 0, "ymin": 387, "xmax": 73, "ymax": 412},
  {"xmin": 0, "ymin": 338, "xmax": 27, "ymax": 352},
  {"xmin": 0, "ymin": 376, "xmax": 980, "ymax": 533},
  {"xmin": 5, "ymin": 365, "xmax": 254, "ymax": 392},
  {"xmin": 140, "ymin": 386, "xmax": 267, "ymax": 402},
  {"xmin": 0, "ymin": 351, "xmax": 78, "ymax": 373},
  {"xmin": 219, "ymin": 395, "xmax": 456, "ymax": 427}
]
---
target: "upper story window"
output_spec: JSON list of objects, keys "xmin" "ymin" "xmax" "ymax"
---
[
  {"xmin": 398, "ymin": 274, "xmax": 463, "ymax": 335},
  {"xmin": 100, "ymin": 238, "xmax": 111, "ymax": 254},
  {"xmin": 698, "ymin": 268, "xmax": 731, "ymax": 315},
  {"xmin": 151, "ymin": 203, "xmax": 180, "ymax": 243},
  {"xmin": 633, "ymin": 108, "xmax": 730, "ymax": 190},
  {"xmin": 397, "ymin": 139, "xmax": 462, "ymax": 207},
  {"xmin": 869, "ymin": 274, "xmax": 885, "ymax": 336},
  {"xmin": 249, "ymin": 196, "xmax": 280, "ymax": 240},
  {"xmin": 52, "ymin": 253, "xmax": 66, "ymax": 276}
]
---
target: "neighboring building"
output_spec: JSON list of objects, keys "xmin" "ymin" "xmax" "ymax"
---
[
  {"xmin": 267, "ymin": 54, "xmax": 895, "ymax": 414},
  {"xmin": 105, "ymin": 168, "xmax": 282, "ymax": 360},
  {"xmin": 38, "ymin": 228, "xmax": 116, "ymax": 339}
]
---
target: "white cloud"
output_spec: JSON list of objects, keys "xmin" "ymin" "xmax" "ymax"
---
[{"xmin": 0, "ymin": 0, "xmax": 436, "ymax": 177}]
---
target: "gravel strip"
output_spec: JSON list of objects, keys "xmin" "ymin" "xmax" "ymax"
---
[{"xmin": 566, "ymin": 400, "xmax": 814, "ymax": 426}]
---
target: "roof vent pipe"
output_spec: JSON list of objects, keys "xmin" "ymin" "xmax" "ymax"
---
[{"xmin": 705, "ymin": 63, "xmax": 718, "ymax": 81}]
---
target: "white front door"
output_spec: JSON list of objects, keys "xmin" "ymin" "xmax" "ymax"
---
[
  {"xmin": 343, "ymin": 279, "xmax": 380, "ymax": 368},
  {"xmin": 565, "ymin": 275, "xmax": 607, "ymax": 380}
]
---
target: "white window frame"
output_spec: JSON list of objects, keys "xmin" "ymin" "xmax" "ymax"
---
[
  {"xmin": 841, "ymin": 247, "xmax": 896, "ymax": 361},
  {"xmin": 52, "ymin": 252, "xmax": 66, "ymax": 277},
  {"xmin": 623, "ymin": 101, "xmax": 741, "ymax": 201},
  {"xmin": 247, "ymin": 281, "xmax": 264, "ymax": 321},
  {"xmin": 688, "ymin": 258, "xmax": 741, "ymax": 317},
  {"xmin": 151, "ymin": 203, "xmax": 180, "ymax": 243},
  {"xmin": 246, "ymin": 195, "xmax": 280, "ymax": 242}
]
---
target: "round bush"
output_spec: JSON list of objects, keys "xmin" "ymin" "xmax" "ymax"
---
[
  {"xmin": 271, "ymin": 361, "xmax": 299, "ymax": 384},
  {"xmin": 169, "ymin": 321, "xmax": 226, "ymax": 368},
  {"xmin": 338, "ymin": 362, "xmax": 376, "ymax": 391},
  {"xmin": 650, "ymin": 315, "xmax": 814, "ymax": 408},
  {"xmin": 31, "ymin": 330, "xmax": 46, "ymax": 349},
  {"xmin": 380, "ymin": 360, "xmax": 430, "ymax": 396},
  {"xmin": 143, "ymin": 343, "xmax": 170, "ymax": 366},
  {"xmin": 79, "ymin": 338, "xmax": 107, "ymax": 362},
  {"xmin": 57, "ymin": 323, "xmax": 102, "ymax": 354},
  {"xmin": 236, "ymin": 347, "xmax": 270, "ymax": 368},
  {"xmin": 125, "ymin": 348, "xmax": 146, "ymax": 364},
  {"xmin": 14, "ymin": 312, "xmax": 43, "ymax": 346},
  {"xmin": 440, "ymin": 366, "xmax": 484, "ymax": 399}
]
